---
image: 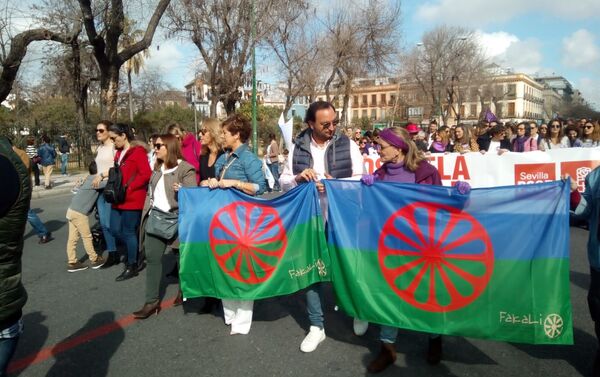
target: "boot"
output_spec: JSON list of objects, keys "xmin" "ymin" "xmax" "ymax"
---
[
  {"xmin": 100, "ymin": 252, "xmax": 118, "ymax": 269},
  {"xmin": 367, "ymin": 342, "xmax": 397, "ymax": 373},
  {"xmin": 115, "ymin": 264, "xmax": 138, "ymax": 282},
  {"xmin": 426, "ymin": 336, "xmax": 442, "ymax": 365},
  {"xmin": 199, "ymin": 297, "xmax": 219, "ymax": 314},
  {"xmin": 174, "ymin": 289, "xmax": 183, "ymax": 306},
  {"xmin": 166, "ymin": 262, "xmax": 179, "ymax": 279},
  {"xmin": 133, "ymin": 300, "xmax": 161, "ymax": 319}
]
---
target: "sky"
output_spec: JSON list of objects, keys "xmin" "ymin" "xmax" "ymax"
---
[{"xmin": 12, "ymin": 0, "xmax": 600, "ymax": 109}]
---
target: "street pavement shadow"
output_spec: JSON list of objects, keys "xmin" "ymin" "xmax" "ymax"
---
[
  {"xmin": 23, "ymin": 220, "xmax": 66, "ymax": 241},
  {"xmin": 511, "ymin": 326, "xmax": 595, "ymax": 376},
  {"xmin": 8, "ymin": 311, "xmax": 49, "ymax": 376},
  {"xmin": 571, "ymin": 270, "xmax": 590, "ymax": 291},
  {"xmin": 45, "ymin": 311, "xmax": 124, "ymax": 377}
]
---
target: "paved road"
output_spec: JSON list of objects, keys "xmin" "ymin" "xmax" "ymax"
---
[{"xmin": 7, "ymin": 193, "xmax": 596, "ymax": 377}]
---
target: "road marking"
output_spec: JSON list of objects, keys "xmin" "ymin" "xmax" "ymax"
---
[{"xmin": 7, "ymin": 296, "xmax": 178, "ymax": 374}]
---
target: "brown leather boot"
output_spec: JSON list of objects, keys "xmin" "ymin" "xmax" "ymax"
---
[
  {"xmin": 367, "ymin": 342, "xmax": 397, "ymax": 373},
  {"xmin": 133, "ymin": 300, "xmax": 161, "ymax": 319}
]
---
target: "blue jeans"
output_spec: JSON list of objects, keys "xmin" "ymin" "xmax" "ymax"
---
[
  {"xmin": 96, "ymin": 194, "xmax": 117, "ymax": 252},
  {"xmin": 109, "ymin": 209, "xmax": 141, "ymax": 265},
  {"xmin": 27, "ymin": 210, "xmax": 48, "ymax": 238},
  {"xmin": 306, "ymin": 283, "xmax": 324, "ymax": 328},
  {"xmin": 0, "ymin": 336, "xmax": 19, "ymax": 377},
  {"xmin": 60, "ymin": 153, "xmax": 68, "ymax": 175},
  {"xmin": 380, "ymin": 325, "xmax": 398, "ymax": 343},
  {"xmin": 268, "ymin": 163, "xmax": 280, "ymax": 190}
]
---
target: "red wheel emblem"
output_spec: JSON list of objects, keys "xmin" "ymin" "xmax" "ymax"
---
[
  {"xmin": 378, "ymin": 202, "xmax": 493, "ymax": 312},
  {"xmin": 209, "ymin": 202, "xmax": 287, "ymax": 284}
]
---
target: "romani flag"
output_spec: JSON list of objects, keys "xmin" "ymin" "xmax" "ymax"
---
[
  {"xmin": 323, "ymin": 179, "xmax": 573, "ymax": 345},
  {"xmin": 178, "ymin": 183, "xmax": 330, "ymax": 300}
]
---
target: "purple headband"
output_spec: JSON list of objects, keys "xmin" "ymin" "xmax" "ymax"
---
[{"xmin": 378, "ymin": 128, "xmax": 409, "ymax": 153}]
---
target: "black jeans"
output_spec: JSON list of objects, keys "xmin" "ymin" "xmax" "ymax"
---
[{"xmin": 30, "ymin": 158, "xmax": 40, "ymax": 186}]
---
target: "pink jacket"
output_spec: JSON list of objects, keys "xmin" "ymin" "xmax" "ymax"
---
[{"xmin": 180, "ymin": 133, "xmax": 201, "ymax": 182}]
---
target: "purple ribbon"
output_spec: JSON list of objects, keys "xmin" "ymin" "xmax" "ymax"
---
[{"xmin": 378, "ymin": 129, "xmax": 409, "ymax": 153}]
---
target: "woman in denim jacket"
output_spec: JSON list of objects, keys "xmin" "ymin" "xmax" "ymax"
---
[{"xmin": 202, "ymin": 114, "xmax": 266, "ymax": 335}]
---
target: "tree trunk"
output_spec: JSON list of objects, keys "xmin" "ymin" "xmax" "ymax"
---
[
  {"xmin": 128, "ymin": 68, "xmax": 134, "ymax": 122},
  {"xmin": 100, "ymin": 66, "xmax": 120, "ymax": 121},
  {"xmin": 225, "ymin": 97, "xmax": 237, "ymax": 116}
]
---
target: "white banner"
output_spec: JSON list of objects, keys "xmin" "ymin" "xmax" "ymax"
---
[{"xmin": 363, "ymin": 148, "xmax": 600, "ymax": 191}]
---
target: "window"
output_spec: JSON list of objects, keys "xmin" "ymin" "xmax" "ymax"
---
[
  {"xmin": 362, "ymin": 109, "xmax": 367, "ymax": 118},
  {"xmin": 353, "ymin": 110, "xmax": 358, "ymax": 119},
  {"xmin": 362, "ymin": 95, "xmax": 368, "ymax": 106},
  {"xmin": 508, "ymin": 102, "xmax": 515, "ymax": 116},
  {"xmin": 381, "ymin": 93, "xmax": 386, "ymax": 105},
  {"xmin": 371, "ymin": 109, "xmax": 377, "ymax": 119},
  {"xmin": 507, "ymin": 84, "xmax": 516, "ymax": 98},
  {"xmin": 380, "ymin": 109, "xmax": 386, "ymax": 119},
  {"xmin": 292, "ymin": 109, "xmax": 296, "ymax": 117},
  {"xmin": 470, "ymin": 104, "xmax": 477, "ymax": 116},
  {"xmin": 390, "ymin": 95, "xmax": 396, "ymax": 105},
  {"xmin": 460, "ymin": 105, "xmax": 466, "ymax": 117},
  {"xmin": 371, "ymin": 94, "xmax": 377, "ymax": 106},
  {"xmin": 353, "ymin": 96, "xmax": 359, "ymax": 107}
]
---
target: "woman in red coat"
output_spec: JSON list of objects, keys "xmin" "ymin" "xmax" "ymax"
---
[{"xmin": 103, "ymin": 123, "xmax": 151, "ymax": 281}]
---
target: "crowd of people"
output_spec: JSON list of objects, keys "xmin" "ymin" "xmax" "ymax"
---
[
  {"xmin": 344, "ymin": 117, "xmax": 600, "ymax": 157},
  {"xmin": 1, "ymin": 101, "xmax": 600, "ymax": 376}
]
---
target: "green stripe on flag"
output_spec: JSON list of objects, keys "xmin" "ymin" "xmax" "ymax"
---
[
  {"xmin": 329, "ymin": 245, "xmax": 573, "ymax": 345},
  {"xmin": 180, "ymin": 216, "xmax": 330, "ymax": 300}
]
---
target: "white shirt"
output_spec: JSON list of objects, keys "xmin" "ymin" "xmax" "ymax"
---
[
  {"xmin": 279, "ymin": 135, "xmax": 364, "ymax": 192},
  {"xmin": 488, "ymin": 140, "xmax": 501, "ymax": 153},
  {"xmin": 153, "ymin": 162, "xmax": 180, "ymax": 212},
  {"xmin": 279, "ymin": 134, "xmax": 364, "ymax": 221}
]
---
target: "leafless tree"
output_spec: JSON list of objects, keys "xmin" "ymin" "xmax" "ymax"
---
[
  {"xmin": 77, "ymin": 0, "xmax": 171, "ymax": 121},
  {"xmin": 0, "ymin": 3, "xmax": 77, "ymax": 104},
  {"xmin": 264, "ymin": 1, "xmax": 321, "ymax": 116},
  {"xmin": 167, "ymin": 0, "xmax": 285, "ymax": 117},
  {"xmin": 403, "ymin": 25, "xmax": 488, "ymax": 126},
  {"xmin": 320, "ymin": 0, "xmax": 401, "ymax": 125}
]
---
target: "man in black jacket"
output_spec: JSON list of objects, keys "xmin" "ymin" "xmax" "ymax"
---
[{"xmin": 0, "ymin": 137, "xmax": 30, "ymax": 376}]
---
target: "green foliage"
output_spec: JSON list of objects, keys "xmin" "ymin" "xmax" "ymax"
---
[
  {"xmin": 236, "ymin": 101, "xmax": 288, "ymax": 148},
  {"xmin": 133, "ymin": 106, "xmax": 196, "ymax": 139}
]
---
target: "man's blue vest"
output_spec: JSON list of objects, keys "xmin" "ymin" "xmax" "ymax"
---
[{"xmin": 292, "ymin": 129, "xmax": 353, "ymax": 178}]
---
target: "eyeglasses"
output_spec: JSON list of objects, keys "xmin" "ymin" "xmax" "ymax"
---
[
  {"xmin": 550, "ymin": 125, "xmax": 561, "ymax": 129},
  {"xmin": 199, "ymin": 129, "xmax": 207, "ymax": 133},
  {"xmin": 540, "ymin": 127, "xmax": 548, "ymax": 131},
  {"xmin": 96, "ymin": 129, "xmax": 105, "ymax": 133},
  {"xmin": 320, "ymin": 120, "xmax": 340, "ymax": 129},
  {"xmin": 585, "ymin": 125, "xmax": 594, "ymax": 129},
  {"xmin": 154, "ymin": 143, "xmax": 164, "ymax": 150},
  {"xmin": 517, "ymin": 127, "xmax": 525, "ymax": 131}
]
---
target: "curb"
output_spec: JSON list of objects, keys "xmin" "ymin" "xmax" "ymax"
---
[{"xmin": 31, "ymin": 187, "xmax": 74, "ymax": 200}]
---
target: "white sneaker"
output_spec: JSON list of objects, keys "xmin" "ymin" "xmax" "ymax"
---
[
  {"xmin": 300, "ymin": 326, "xmax": 326, "ymax": 353},
  {"xmin": 353, "ymin": 318, "xmax": 369, "ymax": 336}
]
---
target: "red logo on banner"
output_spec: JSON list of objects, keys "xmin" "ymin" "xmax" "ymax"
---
[
  {"xmin": 514, "ymin": 163, "xmax": 556, "ymax": 185},
  {"xmin": 560, "ymin": 160, "xmax": 600, "ymax": 192}
]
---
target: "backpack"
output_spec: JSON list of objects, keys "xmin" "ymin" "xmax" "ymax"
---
[{"xmin": 103, "ymin": 152, "xmax": 136, "ymax": 204}]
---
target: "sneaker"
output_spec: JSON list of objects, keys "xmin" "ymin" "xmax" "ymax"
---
[
  {"xmin": 68, "ymin": 261, "xmax": 89, "ymax": 272},
  {"xmin": 353, "ymin": 318, "xmax": 369, "ymax": 336},
  {"xmin": 39, "ymin": 233, "xmax": 53, "ymax": 244},
  {"xmin": 90, "ymin": 256, "xmax": 106, "ymax": 269},
  {"xmin": 300, "ymin": 326, "xmax": 326, "ymax": 353}
]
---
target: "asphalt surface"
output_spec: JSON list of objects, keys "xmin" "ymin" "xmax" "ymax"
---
[{"xmin": 7, "ymin": 193, "xmax": 597, "ymax": 377}]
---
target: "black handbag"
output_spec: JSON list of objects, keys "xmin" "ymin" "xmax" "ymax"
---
[{"xmin": 145, "ymin": 207, "xmax": 179, "ymax": 239}]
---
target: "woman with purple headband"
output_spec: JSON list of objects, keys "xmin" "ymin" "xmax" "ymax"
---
[{"xmin": 359, "ymin": 127, "xmax": 469, "ymax": 373}]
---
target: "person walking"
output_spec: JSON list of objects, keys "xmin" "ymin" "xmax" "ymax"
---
[
  {"xmin": 569, "ymin": 167, "xmax": 600, "ymax": 375},
  {"xmin": 132, "ymin": 134, "xmax": 196, "ymax": 319},
  {"xmin": 105, "ymin": 123, "xmax": 151, "ymax": 281},
  {"xmin": 24, "ymin": 137, "xmax": 40, "ymax": 186},
  {"xmin": 0, "ymin": 137, "xmax": 30, "ymax": 377},
  {"xmin": 359, "ymin": 127, "xmax": 453, "ymax": 373},
  {"xmin": 58, "ymin": 134, "xmax": 70, "ymax": 176},
  {"xmin": 267, "ymin": 133, "xmax": 281, "ymax": 191},
  {"xmin": 167, "ymin": 124, "xmax": 201, "ymax": 183},
  {"xmin": 279, "ymin": 100, "xmax": 364, "ymax": 352},
  {"xmin": 37, "ymin": 136, "xmax": 56, "ymax": 189},
  {"xmin": 202, "ymin": 114, "xmax": 266, "ymax": 335},
  {"xmin": 65, "ymin": 161, "xmax": 105, "ymax": 272},
  {"xmin": 92, "ymin": 121, "xmax": 118, "ymax": 266}
]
